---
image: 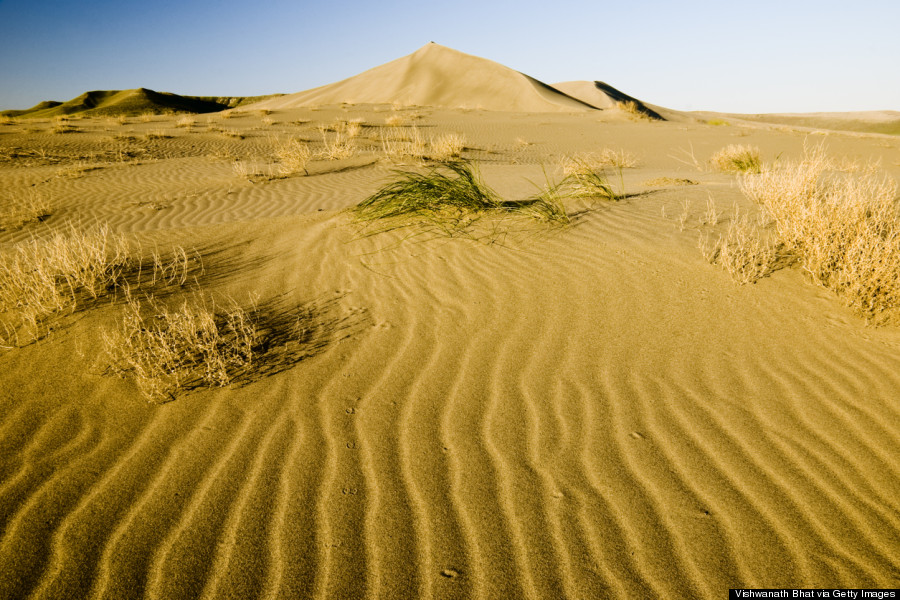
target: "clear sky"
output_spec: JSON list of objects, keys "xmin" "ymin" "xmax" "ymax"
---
[{"xmin": 1, "ymin": 0, "xmax": 898, "ymax": 114}]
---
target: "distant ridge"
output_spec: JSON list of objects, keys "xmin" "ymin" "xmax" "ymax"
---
[
  {"xmin": 551, "ymin": 81, "xmax": 664, "ymax": 120},
  {"xmin": 248, "ymin": 43, "xmax": 599, "ymax": 113},
  {"xmin": 1, "ymin": 88, "xmax": 283, "ymax": 118}
]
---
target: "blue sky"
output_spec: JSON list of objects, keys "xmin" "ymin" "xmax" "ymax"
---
[{"xmin": 1, "ymin": 0, "xmax": 898, "ymax": 113}]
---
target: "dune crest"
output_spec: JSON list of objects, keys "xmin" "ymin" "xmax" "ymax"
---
[{"xmin": 249, "ymin": 43, "xmax": 597, "ymax": 113}]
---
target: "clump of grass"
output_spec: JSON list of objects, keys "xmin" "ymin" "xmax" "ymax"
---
[
  {"xmin": 274, "ymin": 138, "xmax": 311, "ymax": 175},
  {"xmin": 143, "ymin": 130, "xmax": 172, "ymax": 140},
  {"xmin": 559, "ymin": 155, "xmax": 620, "ymax": 200},
  {"xmin": 0, "ymin": 224, "xmax": 128, "ymax": 345},
  {"xmin": 616, "ymin": 100, "xmax": 652, "ymax": 121},
  {"xmin": 354, "ymin": 160, "xmax": 568, "ymax": 229},
  {"xmin": 103, "ymin": 295, "xmax": 259, "ymax": 401},
  {"xmin": 175, "ymin": 115, "xmax": 196, "ymax": 129},
  {"xmin": 742, "ymin": 144, "xmax": 900, "ymax": 322},
  {"xmin": 429, "ymin": 133, "xmax": 466, "ymax": 161},
  {"xmin": 221, "ymin": 129, "xmax": 244, "ymax": 139},
  {"xmin": 57, "ymin": 161, "xmax": 105, "ymax": 179},
  {"xmin": 51, "ymin": 117, "xmax": 77, "ymax": 134},
  {"xmin": 0, "ymin": 115, "xmax": 16, "ymax": 126},
  {"xmin": 0, "ymin": 190, "xmax": 51, "ymax": 231},
  {"xmin": 139, "ymin": 112, "xmax": 155, "ymax": 123},
  {"xmin": 220, "ymin": 109, "xmax": 235, "ymax": 119},
  {"xmin": 699, "ymin": 211, "xmax": 778, "ymax": 284},
  {"xmin": 385, "ymin": 114, "xmax": 405, "ymax": 127},
  {"xmin": 261, "ymin": 116, "xmax": 274, "ymax": 127},
  {"xmin": 710, "ymin": 144, "xmax": 762, "ymax": 173},
  {"xmin": 380, "ymin": 126, "xmax": 425, "ymax": 161},
  {"xmin": 319, "ymin": 125, "xmax": 356, "ymax": 160}
]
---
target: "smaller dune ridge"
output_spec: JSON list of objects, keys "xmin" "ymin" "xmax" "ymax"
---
[{"xmin": 1, "ymin": 89, "xmax": 282, "ymax": 119}]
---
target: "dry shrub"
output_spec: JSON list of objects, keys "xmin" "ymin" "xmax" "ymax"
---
[
  {"xmin": 0, "ymin": 115, "xmax": 16, "ymax": 126},
  {"xmin": 143, "ymin": 130, "xmax": 172, "ymax": 140},
  {"xmin": 56, "ymin": 161, "xmax": 105, "ymax": 179},
  {"xmin": 103, "ymin": 295, "xmax": 259, "ymax": 401},
  {"xmin": 0, "ymin": 190, "xmax": 51, "ymax": 231},
  {"xmin": 385, "ymin": 114, "xmax": 405, "ymax": 127},
  {"xmin": 380, "ymin": 126, "xmax": 425, "ymax": 161},
  {"xmin": 429, "ymin": 133, "xmax": 466, "ymax": 161},
  {"xmin": 699, "ymin": 211, "xmax": 778, "ymax": 285},
  {"xmin": 51, "ymin": 117, "xmax": 77, "ymax": 134},
  {"xmin": 742, "ymin": 144, "xmax": 900, "ymax": 321},
  {"xmin": 274, "ymin": 138, "xmax": 311, "ymax": 175},
  {"xmin": 103, "ymin": 293, "xmax": 321, "ymax": 402},
  {"xmin": 0, "ymin": 224, "xmax": 128, "ymax": 345},
  {"xmin": 616, "ymin": 100, "xmax": 652, "ymax": 121},
  {"xmin": 562, "ymin": 149, "xmax": 637, "ymax": 173},
  {"xmin": 710, "ymin": 144, "xmax": 762, "ymax": 173},
  {"xmin": 139, "ymin": 112, "xmax": 154, "ymax": 123},
  {"xmin": 319, "ymin": 125, "xmax": 356, "ymax": 160},
  {"xmin": 175, "ymin": 115, "xmax": 196, "ymax": 129},
  {"xmin": 221, "ymin": 129, "xmax": 244, "ymax": 139},
  {"xmin": 220, "ymin": 110, "xmax": 235, "ymax": 119}
]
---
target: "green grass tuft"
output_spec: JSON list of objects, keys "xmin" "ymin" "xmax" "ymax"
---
[{"xmin": 354, "ymin": 160, "xmax": 569, "ymax": 229}]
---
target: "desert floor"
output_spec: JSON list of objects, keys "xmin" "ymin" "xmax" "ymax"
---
[{"xmin": 1, "ymin": 106, "xmax": 900, "ymax": 599}]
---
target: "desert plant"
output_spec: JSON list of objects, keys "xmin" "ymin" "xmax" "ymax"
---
[
  {"xmin": 699, "ymin": 211, "xmax": 778, "ymax": 284},
  {"xmin": 175, "ymin": 115, "xmax": 196, "ymax": 129},
  {"xmin": 51, "ymin": 117, "xmax": 77, "ymax": 134},
  {"xmin": 710, "ymin": 144, "xmax": 762, "ymax": 173},
  {"xmin": 319, "ymin": 125, "xmax": 355, "ymax": 160},
  {"xmin": 274, "ymin": 138, "xmax": 311, "ymax": 175},
  {"xmin": 221, "ymin": 129, "xmax": 244, "ymax": 139},
  {"xmin": 559, "ymin": 155, "xmax": 620, "ymax": 200},
  {"xmin": 616, "ymin": 100, "xmax": 652, "ymax": 121},
  {"xmin": 103, "ymin": 294, "xmax": 260, "ymax": 401},
  {"xmin": 566, "ymin": 148, "xmax": 638, "ymax": 170},
  {"xmin": 0, "ymin": 190, "xmax": 51, "ymax": 230},
  {"xmin": 380, "ymin": 125, "xmax": 425, "ymax": 161},
  {"xmin": 354, "ymin": 160, "xmax": 568, "ymax": 228},
  {"xmin": 0, "ymin": 224, "xmax": 129, "ymax": 345},
  {"xmin": 139, "ymin": 112, "xmax": 154, "ymax": 123},
  {"xmin": 741, "ymin": 144, "xmax": 900, "ymax": 321},
  {"xmin": 429, "ymin": 133, "xmax": 466, "ymax": 161},
  {"xmin": 385, "ymin": 114, "xmax": 405, "ymax": 127}
]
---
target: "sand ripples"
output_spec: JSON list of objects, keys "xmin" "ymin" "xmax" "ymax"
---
[{"xmin": 2, "ymin": 198, "xmax": 900, "ymax": 598}]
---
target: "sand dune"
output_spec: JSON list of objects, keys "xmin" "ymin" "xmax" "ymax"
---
[
  {"xmin": 249, "ymin": 43, "xmax": 597, "ymax": 113},
  {"xmin": 2, "ymin": 75, "xmax": 900, "ymax": 599},
  {"xmin": 1, "ymin": 89, "xmax": 282, "ymax": 119},
  {"xmin": 551, "ymin": 80, "xmax": 664, "ymax": 119}
]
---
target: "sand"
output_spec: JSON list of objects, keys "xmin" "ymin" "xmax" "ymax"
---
[{"xmin": 2, "ymin": 49, "xmax": 900, "ymax": 600}]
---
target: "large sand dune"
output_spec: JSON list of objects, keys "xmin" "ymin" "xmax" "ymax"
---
[
  {"xmin": 249, "ymin": 43, "xmax": 597, "ymax": 113},
  {"xmin": 1, "ymin": 62, "xmax": 900, "ymax": 600}
]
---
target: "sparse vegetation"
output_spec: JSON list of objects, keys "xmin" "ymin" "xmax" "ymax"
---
[
  {"xmin": 221, "ymin": 129, "xmax": 244, "ymax": 139},
  {"xmin": 429, "ymin": 132, "xmax": 466, "ymax": 161},
  {"xmin": 103, "ymin": 295, "xmax": 260, "ymax": 401},
  {"xmin": 710, "ymin": 144, "xmax": 762, "ymax": 173},
  {"xmin": 559, "ymin": 155, "xmax": 619, "ymax": 200},
  {"xmin": 380, "ymin": 126, "xmax": 425, "ymax": 161},
  {"xmin": 319, "ymin": 125, "xmax": 356, "ymax": 160},
  {"xmin": 0, "ymin": 190, "xmax": 51, "ymax": 231},
  {"xmin": 354, "ymin": 160, "xmax": 568, "ymax": 230},
  {"xmin": 643, "ymin": 177, "xmax": 698, "ymax": 187},
  {"xmin": 175, "ymin": 115, "xmax": 196, "ymax": 129},
  {"xmin": 274, "ymin": 138, "xmax": 312, "ymax": 175},
  {"xmin": 51, "ymin": 117, "xmax": 78, "ymax": 134},
  {"xmin": 103, "ymin": 293, "xmax": 323, "ymax": 402},
  {"xmin": 699, "ymin": 210, "xmax": 778, "ymax": 284},
  {"xmin": 0, "ymin": 224, "xmax": 194, "ymax": 347},
  {"xmin": 741, "ymin": 144, "xmax": 900, "ymax": 322},
  {"xmin": 616, "ymin": 100, "xmax": 652, "ymax": 121}
]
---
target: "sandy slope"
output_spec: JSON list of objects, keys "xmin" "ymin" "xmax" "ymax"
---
[
  {"xmin": 249, "ymin": 43, "xmax": 595, "ymax": 113},
  {"xmin": 1, "ymin": 105, "xmax": 900, "ymax": 600}
]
